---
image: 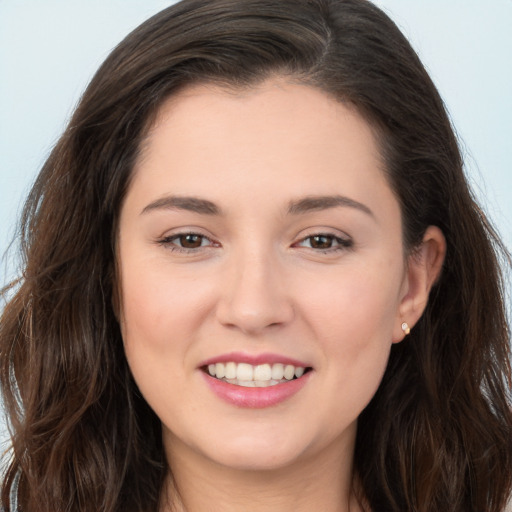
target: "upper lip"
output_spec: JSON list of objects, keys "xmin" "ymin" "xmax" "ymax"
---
[{"xmin": 199, "ymin": 351, "xmax": 311, "ymax": 368}]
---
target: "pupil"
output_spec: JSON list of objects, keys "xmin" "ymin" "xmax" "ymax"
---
[
  {"xmin": 181, "ymin": 234, "xmax": 202, "ymax": 248},
  {"xmin": 312, "ymin": 235, "xmax": 332, "ymax": 249}
]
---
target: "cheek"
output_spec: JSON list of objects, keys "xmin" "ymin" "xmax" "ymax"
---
[
  {"xmin": 120, "ymin": 275, "xmax": 171, "ymax": 351},
  {"xmin": 119, "ymin": 259, "xmax": 210, "ymax": 351},
  {"xmin": 118, "ymin": 264, "xmax": 209, "ymax": 414},
  {"xmin": 300, "ymin": 261, "xmax": 402, "ymax": 408},
  {"xmin": 319, "ymin": 288, "xmax": 396, "ymax": 374},
  {"xmin": 304, "ymin": 259, "xmax": 401, "ymax": 341}
]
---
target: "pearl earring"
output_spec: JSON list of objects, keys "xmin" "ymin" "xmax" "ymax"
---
[{"xmin": 401, "ymin": 322, "xmax": 411, "ymax": 335}]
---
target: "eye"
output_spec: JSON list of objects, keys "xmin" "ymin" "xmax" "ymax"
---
[
  {"xmin": 157, "ymin": 232, "xmax": 218, "ymax": 252},
  {"xmin": 174, "ymin": 234, "xmax": 209, "ymax": 249},
  {"xmin": 295, "ymin": 233, "xmax": 353, "ymax": 251}
]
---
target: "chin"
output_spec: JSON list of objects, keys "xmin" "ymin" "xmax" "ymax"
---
[
  {"xmin": 209, "ymin": 440, "xmax": 308, "ymax": 472},
  {"xmin": 173, "ymin": 425, "xmax": 314, "ymax": 473}
]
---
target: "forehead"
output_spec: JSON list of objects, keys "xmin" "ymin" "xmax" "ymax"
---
[
  {"xmin": 149, "ymin": 79, "xmax": 379, "ymax": 141},
  {"xmin": 139, "ymin": 79, "xmax": 384, "ymax": 168},
  {"xmin": 128, "ymin": 78, "xmax": 397, "ymax": 222}
]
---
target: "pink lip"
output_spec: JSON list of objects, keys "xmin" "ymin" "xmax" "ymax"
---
[
  {"xmin": 200, "ymin": 351, "xmax": 309, "ymax": 367},
  {"xmin": 201, "ymin": 371, "xmax": 312, "ymax": 408}
]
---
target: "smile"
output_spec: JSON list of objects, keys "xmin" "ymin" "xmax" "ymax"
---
[{"xmin": 206, "ymin": 362, "xmax": 308, "ymax": 388}]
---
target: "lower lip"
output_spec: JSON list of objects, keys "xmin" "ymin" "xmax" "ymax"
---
[{"xmin": 201, "ymin": 371, "xmax": 311, "ymax": 408}]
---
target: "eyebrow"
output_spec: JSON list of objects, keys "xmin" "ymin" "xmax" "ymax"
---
[
  {"xmin": 287, "ymin": 195, "xmax": 374, "ymax": 217},
  {"xmin": 141, "ymin": 195, "xmax": 221, "ymax": 215},
  {"xmin": 140, "ymin": 193, "xmax": 373, "ymax": 218}
]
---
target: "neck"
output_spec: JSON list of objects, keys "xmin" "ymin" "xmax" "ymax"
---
[{"xmin": 159, "ymin": 432, "xmax": 363, "ymax": 512}]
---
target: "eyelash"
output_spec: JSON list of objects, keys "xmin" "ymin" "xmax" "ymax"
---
[
  {"xmin": 157, "ymin": 232, "xmax": 353, "ymax": 254},
  {"xmin": 157, "ymin": 232, "xmax": 218, "ymax": 253},
  {"xmin": 293, "ymin": 233, "xmax": 354, "ymax": 253}
]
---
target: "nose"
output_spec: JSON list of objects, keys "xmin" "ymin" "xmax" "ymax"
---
[{"xmin": 215, "ymin": 248, "xmax": 294, "ymax": 335}]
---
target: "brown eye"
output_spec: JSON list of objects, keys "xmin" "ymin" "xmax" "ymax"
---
[
  {"xmin": 309, "ymin": 235, "xmax": 334, "ymax": 249},
  {"xmin": 178, "ymin": 234, "xmax": 204, "ymax": 248},
  {"xmin": 295, "ymin": 233, "xmax": 353, "ymax": 252},
  {"xmin": 157, "ymin": 232, "xmax": 218, "ymax": 252}
]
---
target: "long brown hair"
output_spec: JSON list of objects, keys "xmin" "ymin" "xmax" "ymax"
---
[{"xmin": 1, "ymin": 1, "xmax": 511, "ymax": 511}]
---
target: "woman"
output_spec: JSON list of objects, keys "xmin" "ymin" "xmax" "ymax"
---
[{"xmin": 1, "ymin": 0, "xmax": 511, "ymax": 511}]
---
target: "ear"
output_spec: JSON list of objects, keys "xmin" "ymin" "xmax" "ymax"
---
[{"xmin": 392, "ymin": 225, "xmax": 446, "ymax": 343}]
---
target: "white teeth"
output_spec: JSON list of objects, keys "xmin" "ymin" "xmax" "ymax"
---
[
  {"xmin": 283, "ymin": 364, "xmax": 295, "ymax": 380},
  {"xmin": 254, "ymin": 364, "xmax": 272, "ymax": 381},
  {"xmin": 238, "ymin": 380, "xmax": 256, "ymax": 387},
  {"xmin": 225, "ymin": 362, "xmax": 237, "ymax": 379},
  {"xmin": 223, "ymin": 379, "xmax": 284, "ymax": 387},
  {"xmin": 236, "ymin": 363, "xmax": 254, "ymax": 381},
  {"xmin": 271, "ymin": 363, "xmax": 284, "ymax": 380},
  {"xmin": 206, "ymin": 361, "xmax": 307, "ymax": 386},
  {"xmin": 215, "ymin": 362, "xmax": 225, "ymax": 379}
]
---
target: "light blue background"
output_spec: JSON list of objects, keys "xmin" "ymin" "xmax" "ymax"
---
[{"xmin": 1, "ymin": 0, "xmax": 511, "ymax": 447}]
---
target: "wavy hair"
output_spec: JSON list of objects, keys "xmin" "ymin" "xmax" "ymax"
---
[{"xmin": 1, "ymin": 0, "xmax": 511, "ymax": 510}]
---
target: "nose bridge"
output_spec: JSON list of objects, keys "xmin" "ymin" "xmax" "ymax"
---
[{"xmin": 216, "ymin": 241, "xmax": 293, "ymax": 334}]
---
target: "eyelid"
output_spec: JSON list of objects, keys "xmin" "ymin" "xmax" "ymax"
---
[
  {"xmin": 155, "ymin": 229, "xmax": 220, "ymax": 253},
  {"xmin": 292, "ymin": 229, "xmax": 354, "ymax": 252},
  {"xmin": 154, "ymin": 227, "xmax": 353, "ymax": 254}
]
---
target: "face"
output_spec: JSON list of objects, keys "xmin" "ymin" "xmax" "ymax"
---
[{"xmin": 117, "ymin": 79, "xmax": 411, "ymax": 473}]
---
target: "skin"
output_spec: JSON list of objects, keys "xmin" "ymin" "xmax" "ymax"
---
[{"xmin": 117, "ymin": 78, "xmax": 445, "ymax": 512}]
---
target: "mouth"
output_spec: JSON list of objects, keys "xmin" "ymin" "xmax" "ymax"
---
[{"xmin": 202, "ymin": 362, "xmax": 313, "ymax": 388}]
